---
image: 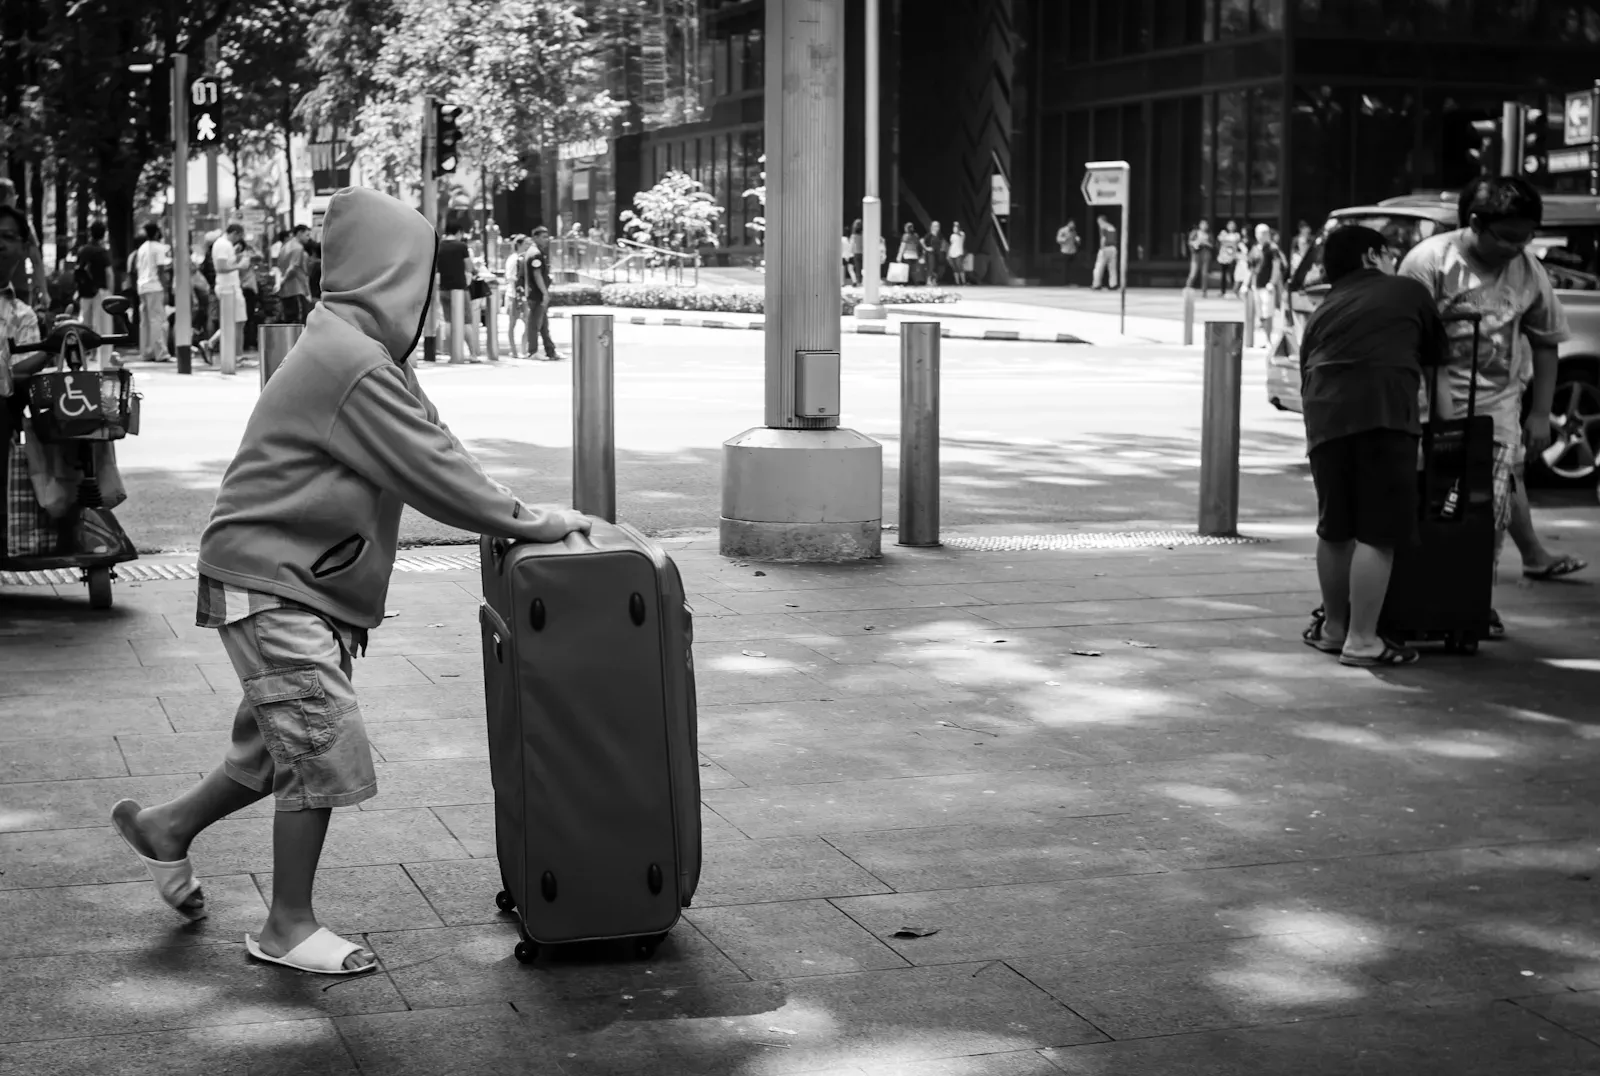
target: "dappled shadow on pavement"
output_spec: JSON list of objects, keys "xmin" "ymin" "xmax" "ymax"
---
[
  {"xmin": 111, "ymin": 426, "xmax": 1314, "ymax": 553},
  {"xmin": 4, "ymin": 508, "xmax": 1599, "ymax": 1073}
]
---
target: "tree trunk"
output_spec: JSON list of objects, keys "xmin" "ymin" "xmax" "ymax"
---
[
  {"xmin": 231, "ymin": 144, "xmax": 243, "ymax": 224},
  {"xmin": 75, "ymin": 181, "xmax": 89, "ymax": 243},
  {"xmin": 53, "ymin": 162, "xmax": 69, "ymax": 264},
  {"xmin": 28, "ymin": 160, "xmax": 44, "ymax": 255},
  {"xmin": 282, "ymin": 94, "xmax": 296, "ymax": 229},
  {"xmin": 103, "ymin": 184, "xmax": 136, "ymax": 277}
]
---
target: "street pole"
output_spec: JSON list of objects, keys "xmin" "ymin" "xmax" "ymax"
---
[
  {"xmin": 1500, "ymin": 101, "xmax": 1521, "ymax": 177},
  {"xmin": 1591, "ymin": 79, "xmax": 1599, "ymax": 198},
  {"xmin": 171, "ymin": 52, "xmax": 192, "ymax": 376},
  {"xmin": 856, "ymin": 0, "xmax": 884, "ymax": 321},
  {"xmin": 421, "ymin": 95, "xmax": 438, "ymax": 363},
  {"xmin": 205, "ymin": 36, "xmax": 220, "ymax": 226},
  {"xmin": 897, "ymin": 322, "xmax": 940, "ymax": 547},
  {"xmin": 572, "ymin": 314, "xmax": 616, "ymax": 522},
  {"xmin": 1119, "ymin": 202, "xmax": 1129, "ymax": 335},
  {"xmin": 721, "ymin": 0, "xmax": 882, "ymax": 562},
  {"xmin": 1199, "ymin": 321, "xmax": 1243, "ymax": 537}
]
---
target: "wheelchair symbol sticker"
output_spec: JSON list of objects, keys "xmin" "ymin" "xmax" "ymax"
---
[{"xmin": 57, "ymin": 380, "xmax": 99, "ymax": 418}]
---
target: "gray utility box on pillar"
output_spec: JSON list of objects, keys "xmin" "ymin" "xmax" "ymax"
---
[
  {"xmin": 794, "ymin": 351, "xmax": 841, "ymax": 418},
  {"xmin": 718, "ymin": 0, "xmax": 882, "ymax": 563}
]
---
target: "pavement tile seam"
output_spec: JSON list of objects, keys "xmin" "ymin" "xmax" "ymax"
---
[
  {"xmin": 0, "ymin": 1014, "xmax": 356, "ymax": 1052},
  {"xmin": 1511, "ymin": 995, "xmax": 1600, "ymax": 1050}
]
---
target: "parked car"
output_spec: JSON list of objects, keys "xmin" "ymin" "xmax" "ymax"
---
[{"xmin": 1267, "ymin": 192, "xmax": 1600, "ymax": 488}]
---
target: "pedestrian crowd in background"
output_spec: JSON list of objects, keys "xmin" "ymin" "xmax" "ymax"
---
[{"xmin": 839, "ymin": 218, "xmax": 974, "ymax": 287}]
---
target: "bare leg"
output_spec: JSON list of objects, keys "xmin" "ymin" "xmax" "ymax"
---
[
  {"xmin": 255, "ymin": 807, "xmax": 373, "ymax": 970},
  {"xmin": 1342, "ymin": 541, "xmax": 1396, "ymax": 656},
  {"xmin": 1315, "ymin": 538, "xmax": 1353, "ymax": 644},
  {"xmin": 128, "ymin": 765, "xmax": 268, "ymax": 861}
]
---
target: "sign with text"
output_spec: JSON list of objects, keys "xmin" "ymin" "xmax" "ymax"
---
[
  {"xmin": 1080, "ymin": 161, "xmax": 1129, "ymax": 206},
  {"xmin": 1565, "ymin": 91, "xmax": 1593, "ymax": 146},
  {"xmin": 559, "ymin": 137, "xmax": 608, "ymax": 161},
  {"xmin": 189, "ymin": 76, "xmax": 222, "ymax": 146},
  {"xmin": 990, "ymin": 173, "xmax": 1011, "ymax": 216},
  {"xmin": 1549, "ymin": 146, "xmax": 1594, "ymax": 174},
  {"xmin": 309, "ymin": 126, "xmax": 355, "ymax": 196}
]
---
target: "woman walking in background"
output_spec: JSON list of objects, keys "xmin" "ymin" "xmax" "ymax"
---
[
  {"xmin": 849, "ymin": 219, "xmax": 865, "ymax": 285},
  {"xmin": 895, "ymin": 222, "xmax": 922, "ymax": 284},
  {"xmin": 948, "ymin": 222, "xmax": 968, "ymax": 285},
  {"xmin": 1186, "ymin": 219, "xmax": 1213, "ymax": 296}
]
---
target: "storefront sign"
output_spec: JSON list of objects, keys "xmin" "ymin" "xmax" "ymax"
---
[
  {"xmin": 559, "ymin": 138, "xmax": 608, "ymax": 161},
  {"xmin": 1565, "ymin": 92, "xmax": 1592, "ymax": 146},
  {"xmin": 1549, "ymin": 146, "xmax": 1593, "ymax": 174}
]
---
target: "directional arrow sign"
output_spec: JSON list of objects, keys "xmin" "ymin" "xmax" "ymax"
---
[
  {"xmin": 1566, "ymin": 91, "xmax": 1593, "ymax": 146},
  {"xmin": 1081, "ymin": 161, "xmax": 1129, "ymax": 206}
]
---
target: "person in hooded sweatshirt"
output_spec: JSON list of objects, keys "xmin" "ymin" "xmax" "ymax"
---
[{"xmin": 106, "ymin": 187, "xmax": 589, "ymax": 976}]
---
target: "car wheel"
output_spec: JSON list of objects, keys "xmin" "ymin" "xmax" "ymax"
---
[{"xmin": 1529, "ymin": 360, "xmax": 1600, "ymax": 489}]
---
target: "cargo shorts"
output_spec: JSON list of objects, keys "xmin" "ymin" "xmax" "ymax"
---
[{"xmin": 219, "ymin": 606, "xmax": 377, "ymax": 811}]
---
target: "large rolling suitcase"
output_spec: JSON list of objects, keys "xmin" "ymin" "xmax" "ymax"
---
[
  {"xmin": 1379, "ymin": 312, "xmax": 1495, "ymax": 654},
  {"xmin": 478, "ymin": 520, "xmax": 701, "ymax": 963}
]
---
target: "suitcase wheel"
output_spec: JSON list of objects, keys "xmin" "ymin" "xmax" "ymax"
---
[
  {"xmin": 514, "ymin": 940, "xmax": 539, "ymax": 964},
  {"xmin": 634, "ymin": 932, "xmax": 669, "ymax": 960},
  {"xmin": 495, "ymin": 890, "xmax": 516, "ymax": 914}
]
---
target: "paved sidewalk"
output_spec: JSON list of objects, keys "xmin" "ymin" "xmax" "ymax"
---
[
  {"xmin": 2, "ymin": 525, "xmax": 1599, "ymax": 1075},
  {"xmin": 545, "ymin": 305, "xmax": 1090, "ymax": 345}
]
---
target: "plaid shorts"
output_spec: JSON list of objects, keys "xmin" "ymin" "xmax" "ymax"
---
[{"xmin": 1491, "ymin": 440, "xmax": 1519, "ymax": 534}]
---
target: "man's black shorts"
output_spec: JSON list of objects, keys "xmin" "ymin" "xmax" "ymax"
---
[{"xmin": 1308, "ymin": 428, "xmax": 1419, "ymax": 548}]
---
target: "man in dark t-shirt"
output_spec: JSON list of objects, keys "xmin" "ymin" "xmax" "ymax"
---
[
  {"xmin": 1298, "ymin": 224, "xmax": 1446, "ymax": 668},
  {"xmin": 435, "ymin": 225, "xmax": 477, "ymax": 361}
]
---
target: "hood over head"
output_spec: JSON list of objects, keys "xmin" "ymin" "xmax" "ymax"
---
[{"xmin": 318, "ymin": 187, "xmax": 437, "ymax": 363}]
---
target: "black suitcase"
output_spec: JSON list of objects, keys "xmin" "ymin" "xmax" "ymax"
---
[
  {"xmin": 1379, "ymin": 312, "xmax": 1495, "ymax": 653},
  {"xmin": 478, "ymin": 521, "xmax": 701, "ymax": 963}
]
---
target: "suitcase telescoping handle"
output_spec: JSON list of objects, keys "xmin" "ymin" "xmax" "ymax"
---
[{"xmin": 1428, "ymin": 311, "xmax": 1484, "ymax": 521}]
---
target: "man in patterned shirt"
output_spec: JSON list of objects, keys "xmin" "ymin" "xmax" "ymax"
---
[{"xmin": 109, "ymin": 187, "xmax": 589, "ymax": 976}]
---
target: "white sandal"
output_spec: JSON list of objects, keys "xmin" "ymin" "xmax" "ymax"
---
[
  {"xmin": 110, "ymin": 799, "xmax": 206, "ymax": 920},
  {"xmin": 245, "ymin": 928, "xmax": 378, "ymax": 976}
]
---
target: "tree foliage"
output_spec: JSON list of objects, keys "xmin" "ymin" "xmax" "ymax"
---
[
  {"xmin": 619, "ymin": 171, "xmax": 725, "ymax": 251},
  {"xmin": 342, "ymin": 0, "xmax": 623, "ymax": 199}
]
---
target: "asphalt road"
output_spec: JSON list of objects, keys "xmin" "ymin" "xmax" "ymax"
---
[{"xmin": 112, "ymin": 325, "xmax": 1315, "ymax": 552}]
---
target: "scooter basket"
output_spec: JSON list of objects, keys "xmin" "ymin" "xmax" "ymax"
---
[{"xmin": 27, "ymin": 369, "xmax": 136, "ymax": 442}]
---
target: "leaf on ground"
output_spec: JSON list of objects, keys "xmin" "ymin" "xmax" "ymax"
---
[
  {"xmin": 891, "ymin": 925, "xmax": 940, "ymax": 939},
  {"xmin": 1070, "ymin": 649, "xmax": 1103, "ymax": 657},
  {"xmin": 741, "ymin": 650, "xmax": 767, "ymax": 657},
  {"xmin": 1123, "ymin": 640, "xmax": 1158, "ymax": 648},
  {"xmin": 753, "ymin": 570, "xmax": 766, "ymax": 576},
  {"xmin": 383, "ymin": 612, "xmax": 399, "ymax": 618}
]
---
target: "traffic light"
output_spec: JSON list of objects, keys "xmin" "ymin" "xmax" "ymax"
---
[
  {"xmin": 125, "ymin": 61, "xmax": 169, "ymax": 147},
  {"xmin": 434, "ymin": 102, "xmax": 462, "ymax": 176},
  {"xmin": 1468, "ymin": 118, "xmax": 1499, "ymax": 176},
  {"xmin": 1522, "ymin": 105, "xmax": 1548, "ymax": 179},
  {"xmin": 189, "ymin": 75, "xmax": 223, "ymax": 147}
]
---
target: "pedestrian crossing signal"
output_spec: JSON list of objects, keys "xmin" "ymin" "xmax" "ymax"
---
[
  {"xmin": 434, "ymin": 103, "xmax": 463, "ymax": 177},
  {"xmin": 189, "ymin": 76, "xmax": 222, "ymax": 146}
]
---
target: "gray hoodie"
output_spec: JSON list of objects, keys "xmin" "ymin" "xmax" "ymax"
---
[{"xmin": 198, "ymin": 186, "xmax": 572, "ymax": 629}]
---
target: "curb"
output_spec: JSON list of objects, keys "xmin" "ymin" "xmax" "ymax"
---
[{"xmin": 547, "ymin": 308, "xmax": 1087, "ymax": 344}]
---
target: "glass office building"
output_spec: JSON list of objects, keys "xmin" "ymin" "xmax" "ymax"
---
[{"xmin": 581, "ymin": 0, "xmax": 1600, "ymax": 283}]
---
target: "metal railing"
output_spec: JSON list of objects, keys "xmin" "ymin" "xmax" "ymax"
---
[{"xmin": 551, "ymin": 237, "xmax": 701, "ymax": 288}]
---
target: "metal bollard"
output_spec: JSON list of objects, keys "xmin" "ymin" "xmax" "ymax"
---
[
  {"xmin": 1242, "ymin": 287, "xmax": 1257, "ymax": 349},
  {"xmin": 1199, "ymin": 321, "xmax": 1244, "ymax": 537},
  {"xmin": 572, "ymin": 314, "xmax": 616, "ymax": 522},
  {"xmin": 258, "ymin": 323, "xmax": 304, "ymax": 386},
  {"xmin": 485, "ymin": 280, "xmax": 500, "ymax": 363},
  {"xmin": 220, "ymin": 295, "xmax": 238, "ymax": 375},
  {"xmin": 1182, "ymin": 288, "xmax": 1196, "ymax": 346},
  {"xmin": 448, "ymin": 291, "xmax": 467, "ymax": 363},
  {"xmin": 898, "ymin": 322, "xmax": 941, "ymax": 547}
]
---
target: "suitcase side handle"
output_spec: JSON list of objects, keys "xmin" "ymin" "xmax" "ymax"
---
[{"xmin": 478, "ymin": 602, "xmax": 510, "ymax": 662}]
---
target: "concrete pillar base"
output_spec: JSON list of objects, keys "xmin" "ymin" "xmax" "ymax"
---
[
  {"xmin": 854, "ymin": 303, "xmax": 887, "ymax": 321},
  {"xmin": 719, "ymin": 518, "xmax": 881, "ymax": 562},
  {"xmin": 721, "ymin": 426, "xmax": 883, "ymax": 562}
]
